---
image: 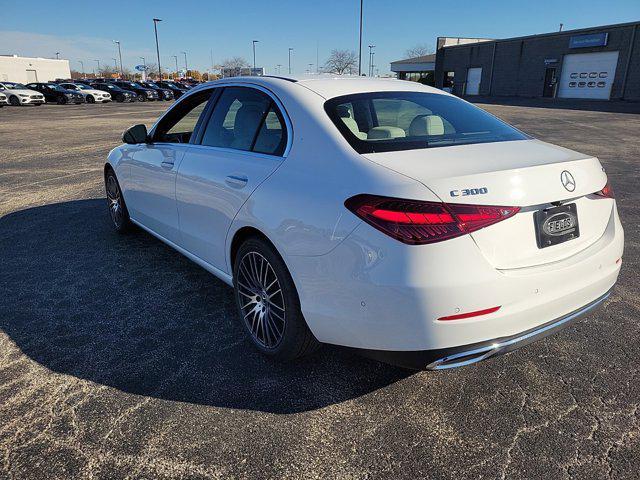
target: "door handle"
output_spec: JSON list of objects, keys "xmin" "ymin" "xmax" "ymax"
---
[
  {"xmin": 225, "ymin": 174, "xmax": 249, "ymax": 188},
  {"xmin": 161, "ymin": 160, "xmax": 175, "ymax": 169}
]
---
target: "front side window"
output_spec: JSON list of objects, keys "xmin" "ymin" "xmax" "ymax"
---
[
  {"xmin": 153, "ymin": 90, "xmax": 213, "ymax": 143},
  {"xmin": 200, "ymin": 87, "xmax": 287, "ymax": 156},
  {"xmin": 325, "ymin": 91, "xmax": 528, "ymax": 153}
]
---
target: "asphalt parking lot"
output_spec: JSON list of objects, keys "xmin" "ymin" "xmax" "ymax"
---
[{"xmin": 1, "ymin": 99, "xmax": 639, "ymax": 479}]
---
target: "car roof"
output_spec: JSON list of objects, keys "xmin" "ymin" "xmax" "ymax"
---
[{"xmin": 193, "ymin": 74, "xmax": 447, "ymax": 100}]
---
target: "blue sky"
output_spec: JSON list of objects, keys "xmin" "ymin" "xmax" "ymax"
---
[{"xmin": 1, "ymin": 0, "xmax": 638, "ymax": 75}]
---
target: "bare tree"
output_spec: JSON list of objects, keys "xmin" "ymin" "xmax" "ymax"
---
[
  {"xmin": 220, "ymin": 57, "xmax": 250, "ymax": 77},
  {"xmin": 97, "ymin": 65, "xmax": 118, "ymax": 78},
  {"xmin": 404, "ymin": 43, "xmax": 434, "ymax": 58},
  {"xmin": 323, "ymin": 50, "xmax": 358, "ymax": 75}
]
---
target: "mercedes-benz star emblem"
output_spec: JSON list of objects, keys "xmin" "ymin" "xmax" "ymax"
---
[{"xmin": 560, "ymin": 170, "xmax": 576, "ymax": 192}]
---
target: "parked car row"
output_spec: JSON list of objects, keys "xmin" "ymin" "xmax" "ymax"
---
[{"xmin": 0, "ymin": 78, "xmax": 199, "ymax": 106}]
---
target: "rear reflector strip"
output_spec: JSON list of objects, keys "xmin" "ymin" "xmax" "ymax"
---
[{"xmin": 438, "ymin": 306, "xmax": 501, "ymax": 321}]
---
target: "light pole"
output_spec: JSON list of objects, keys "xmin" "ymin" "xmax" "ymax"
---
[
  {"xmin": 79, "ymin": 60, "xmax": 85, "ymax": 78},
  {"xmin": 288, "ymin": 48, "xmax": 293, "ymax": 74},
  {"xmin": 153, "ymin": 18, "xmax": 162, "ymax": 80},
  {"xmin": 55, "ymin": 52, "xmax": 60, "ymax": 60},
  {"xmin": 252, "ymin": 40, "xmax": 259, "ymax": 72},
  {"xmin": 308, "ymin": 63, "xmax": 314, "ymax": 74},
  {"xmin": 358, "ymin": 0, "xmax": 364, "ymax": 75},
  {"xmin": 140, "ymin": 56, "xmax": 146, "ymax": 68},
  {"xmin": 181, "ymin": 51, "xmax": 188, "ymax": 77},
  {"xmin": 276, "ymin": 64, "xmax": 282, "ymax": 74},
  {"xmin": 172, "ymin": 55, "xmax": 178, "ymax": 79},
  {"xmin": 368, "ymin": 45, "xmax": 375, "ymax": 77},
  {"xmin": 94, "ymin": 59, "xmax": 100, "ymax": 75},
  {"xmin": 113, "ymin": 40, "xmax": 123, "ymax": 78},
  {"xmin": 112, "ymin": 58, "xmax": 118, "ymax": 70}
]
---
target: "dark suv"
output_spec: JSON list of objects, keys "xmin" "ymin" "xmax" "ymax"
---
[
  {"xmin": 138, "ymin": 81, "xmax": 174, "ymax": 101},
  {"xmin": 110, "ymin": 81, "xmax": 159, "ymax": 101},
  {"xmin": 156, "ymin": 81, "xmax": 189, "ymax": 99},
  {"xmin": 91, "ymin": 83, "xmax": 136, "ymax": 102},
  {"xmin": 25, "ymin": 83, "xmax": 84, "ymax": 104}
]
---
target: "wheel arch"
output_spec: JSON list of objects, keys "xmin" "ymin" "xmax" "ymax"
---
[{"xmin": 229, "ymin": 226, "xmax": 281, "ymax": 274}]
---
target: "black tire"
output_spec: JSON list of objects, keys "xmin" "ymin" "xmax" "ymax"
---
[
  {"xmin": 57, "ymin": 96, "xmax": 67, "ymax": 105},
  {"xmin": 104, "ymin": 169, "xmax": 131, "ymax": 233},
  {"xmin": 34, "ymin": 103, "xmax": 42, "ymax": 106},
  {"xmin": 86, "ymin": 95, "xmax": 95, "ymax": 104},
  {"xmin": 9, "ymin": 96, "xmax": 20, "ymax": 106},
  {"xmin": 116, "ymin": 94, "xmax": 125, "ymax": 103},
  {"xmin": 137, "ymin": 94, "xmax": 145, "ymax": 102},
  {"xmin": 233, "ymin": 237, "xmax": 320, "ymax": 361}
]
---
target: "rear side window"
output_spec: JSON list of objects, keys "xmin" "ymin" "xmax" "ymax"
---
[
  {"xmin": 325, "ymin": 91, "xmax": 528, "ymax": 153},
  {"xmin": 200, "ymin": 87, "xmax": 287, "ymax": 156}
]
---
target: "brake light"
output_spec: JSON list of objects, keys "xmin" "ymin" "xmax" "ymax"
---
[
  {"xmin": 345, "ymin": 194, "xmax": 520, "ymax": 245},
  {"xmin": 595, "ymin": 181, "xmax": 614, "ymax": 199}
]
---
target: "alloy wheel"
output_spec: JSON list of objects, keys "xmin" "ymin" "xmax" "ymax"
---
[
  {"xmin": 236, "ymin": 251, "xmax": 286, "ymax": 349},
  {"xmin": 106, "ymin": 175, "xmax": 124, "ymax": 228}
]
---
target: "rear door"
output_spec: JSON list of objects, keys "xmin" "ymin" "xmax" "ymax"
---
[
  {"xmin": 176, "ymin": 85, "xmax": 289, "ymax": 272},
  {"xmin": 127, "ymin": 89, "xmax": 214, "ymax": 243}
]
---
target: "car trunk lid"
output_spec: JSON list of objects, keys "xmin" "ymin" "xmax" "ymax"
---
[{"xmin": 362, "ymin": 139, "xmax": 611, "ymax": 269}]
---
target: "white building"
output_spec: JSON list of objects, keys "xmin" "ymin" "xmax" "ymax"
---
[{"xmin": 0, "ymin": 55, "xmax": 71, "ymax": 83}]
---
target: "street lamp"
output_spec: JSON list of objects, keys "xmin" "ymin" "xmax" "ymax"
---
[
  {"xmin": 308, "ymin": 63, "xmax": 314, "ymax": 74},
  {"xmin": 172, "ymin": 55, "xmax": 178, "ymax": 79},
  {"xmin": 79, "ymin": 60, "xmax": 85, "ymax": 78},
  {"xmin": 276, "ymin": 64, "xmax": 282, "ymax": 74},
  {"xmin": 358, "ymin": 0, "xmax": 364, "ymax": 75},
  {"xmin": 181, "ymin": 51, "xmax": 188, "ymax": 77},
  {"xmin": 113, "ymin": 40, "xmax": 123, "ymax": 78},
  {"xmin": 55, "ymin": 52, "xmax": 60, "ymax": 60},
  {"xmin": 288, "ymin": 48, "xmax": 293, "ymax": 74},
  {"xmin": 140, "ymin": 56, "xmax": 146, "ymax": 67},
  {"xmin": 153, "ymin": 18, "xmax": 163, "ymax": 80},
  {"xmin": 368, "ymin": 45, "xmax": 375, "ymax": 77},
  {"xmin": 94, "ymin": 59, "xmax": 100, "ymax": 74},
  {"xmin": 252, "ymin": 40, "xmax": 259, "ymax": 72}
]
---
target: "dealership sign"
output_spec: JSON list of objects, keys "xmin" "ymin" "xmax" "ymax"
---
[
  {"xmin": 569, "ymin": 33, "xmax": 608, "ymax": 49},
  {"xmin": 134, "ymin": 64, "xmax": 149, "ymax": 72}
]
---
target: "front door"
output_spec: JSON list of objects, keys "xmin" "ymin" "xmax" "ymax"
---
[
  {"xmin": 543, "ymin": 67, "xmax": 557, "ymax": 97},
  {"xmin": 176, "ymin": 86, "xmax": 289, "ymax": 272},
  {"xmin": 127, "ymin": 89, "xmax": 213, "ymax": 243}
]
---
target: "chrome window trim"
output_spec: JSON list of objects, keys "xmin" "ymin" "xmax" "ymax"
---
[{"xmin": 149, "ymin": 81, "xmax": 293, "ymax": 158}]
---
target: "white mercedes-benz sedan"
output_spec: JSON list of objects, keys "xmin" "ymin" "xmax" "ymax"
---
[
  {"xmin": 104, "ymin": 75, "xmax": 623, "ymax": 369},
  {"xmin": 59, "ymin": 82, "xmax": 112, "ymax": 103}
]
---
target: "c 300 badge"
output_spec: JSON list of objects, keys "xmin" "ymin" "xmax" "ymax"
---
[{"xmin": 450, "ymin": 187, "xmax": 489, "ymax": 197}]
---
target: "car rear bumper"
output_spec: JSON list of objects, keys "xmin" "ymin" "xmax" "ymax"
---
[
  {"xmin": 358, "ymin": 288, "xmax": 611, "ymax": 369},
  {"xmin": 287, "ymin": 202, "xmax": 623, "ymax": 355}
]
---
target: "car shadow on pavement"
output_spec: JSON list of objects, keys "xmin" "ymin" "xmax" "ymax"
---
[{"xmin": 0, "ymin": 199, "xmax": 410, "ymax": 414}]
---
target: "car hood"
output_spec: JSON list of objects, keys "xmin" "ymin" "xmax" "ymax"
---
[{"xmin": 5, "ymin": 88, "xmax": 41, "ymax": 95}]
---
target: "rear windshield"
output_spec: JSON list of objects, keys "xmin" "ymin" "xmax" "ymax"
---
[{"xmin": 324, "ymin": 91, "xmax": 528, "ymax": 153}]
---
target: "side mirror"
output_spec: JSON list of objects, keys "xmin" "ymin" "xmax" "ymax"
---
[{"xmin": 122, "ymin": 124, "xmax": 148, "ymax": 144}]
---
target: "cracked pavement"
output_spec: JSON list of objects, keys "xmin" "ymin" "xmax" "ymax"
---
[{"xmin": 0, "ymin": 99, "xmax": 639, "ymax": 479}]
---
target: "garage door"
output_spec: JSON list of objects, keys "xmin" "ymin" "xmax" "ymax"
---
[
  {"xmin": 466, "ymin": 67, "xmax": 482, "ymax": 95},
  {"xmin": 558, "ymin": 51, "xmax": 619, "ymax": 100}
]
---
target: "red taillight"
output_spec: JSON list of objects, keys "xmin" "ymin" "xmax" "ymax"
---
[
  {"xmin": 345, "ymin": 194, "xmax": 520, "ymax": 245},
  {"xmin": 595, "ymin": 181, "xmax": 614, "ymax": 199}
]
